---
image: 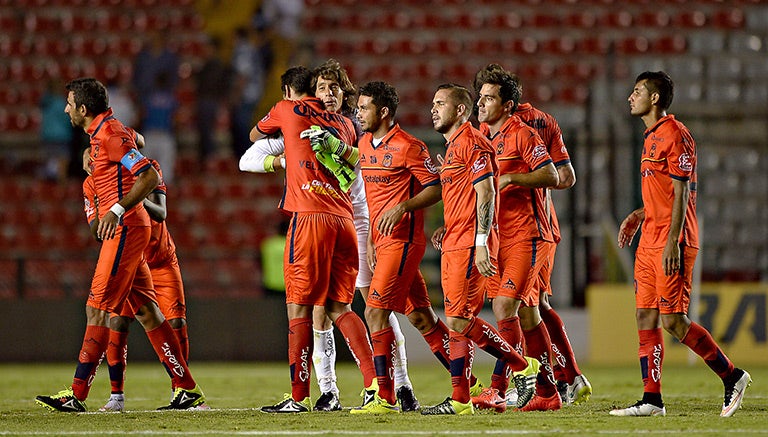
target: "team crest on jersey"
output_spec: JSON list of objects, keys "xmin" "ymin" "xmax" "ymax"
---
[
  {"xmin": 496, "ymin": 142, "xmax": 504, "ymax": 155},
  {"xmin": 383, "ymin": 153, "xmax": 393, "ymax": 168},
  {"xmin": 532, "ymin": 144, "xmax": 547, "ymax": 159},
  {"xmin": 678, "ymin": 153, "xmax": 693, "ymax": 172},
  {"xmin": 471, "ymin": 155, "xmax": 488, "ymax": 174},
  {"xmin": 424, "ymin": 157, "xmax": 438, "ymax": 174}
]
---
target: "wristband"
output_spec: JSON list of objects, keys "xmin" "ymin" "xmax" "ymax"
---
[
  {"xmin": 109, "ymin": 203, "xmax": 125, "ymax": 218},
  {"xmin": 280, "ymin": 156, "xmax": 286, "ymax": 169},
  {"xmin": 475, "ymin": 234, "xmax": 488, "ymax": 247},
  {"xmin": 263, "ymin": 155, "xmax": 276, "ymax": 172}
]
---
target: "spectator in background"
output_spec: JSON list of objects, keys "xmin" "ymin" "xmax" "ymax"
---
[
  {"xmin": 106, "ymin": 74, "xmax": 138, "ymax": 131},
  {"xmin": 39, "ymin": 78, "xmax": 73, "ymax": 181},
  {"xmin": 230, "ymin": 26, "xmax": 271, "ymax": 159},
  {"xmin": 132, "ymin": 31, "xmax": 179, "ymax": 111},
  {"xmin": 140, "ymin": 72, "xmax": 178, "ymax": 184},
  {"xmin": 195, "ymin": 36, "xmax": 229, "ymax": 161}
]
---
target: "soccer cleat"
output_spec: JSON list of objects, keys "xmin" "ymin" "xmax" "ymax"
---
[
  {"xmin": 518, "ymin": 392, "xmax": 563, "ymax": 412},
  {"xmin": 157, "ymin": 385, "xmax": 206, "ymax": 410},
  {"xmin": 314, "ymin": 391, "xmax": 342, "ymax": 412},
  {"xmin": 35, "ymin": 387, "xmax": 87, "ymax": 412},
  {"xmin": 609, "ymin": 400, "xmax": 666, "ymax": 416},
  {"xmin": 511, "ymin": 357, "xmax": 541, "ymax": 409},
  {"xmin": 99, "ymin": 393, "xmax": 125, "ymax": 412},
  {"xmin": 260, "ymin": 394, "xmax": 311, "ymax": 413},
  {"xmin": 721, "ymin": 368, "xmax": 751, "ymax": 417},
  {"xmin": 469, "ymin": 379, "xmax": 485, "ymax": 398},
  {"xmin": 396, "ymin": 385, "xmax": 420, "ymax": 412},
  {"xmin": 350, "ymin": 395, "xmax": 400, "ymax": 414},
  {"xmin": 505, "ymin": 387, "xmax": 518, "ymax": 407},
  {"xmin": 420, "ymin": 397, "xmax": 474, "ymax": 415},
  {"xmin": 566, "ymin": 374, "xmax": 592, "ymax": 405},
  {"xmin": 359, "ymin": 380, "xmax": 379, "ymax": 407},
  {"xmin": 471, "ymin": 387, "xmax": 507, "ymax": 413}
]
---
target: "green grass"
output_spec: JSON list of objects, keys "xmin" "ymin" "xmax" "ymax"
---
[{"xmin": 1, "ymin": 362, "xmax": 765, "ymax": 436}]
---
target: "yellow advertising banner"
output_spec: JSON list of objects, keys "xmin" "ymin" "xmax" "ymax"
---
[{"xmin": 588, "ymin": 283, "xmax": 767, "ymax": 365}]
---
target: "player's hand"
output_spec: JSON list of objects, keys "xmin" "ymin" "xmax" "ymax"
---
[
  {"xmin": 618, "ymin": 208, "xmax": 644, "ymax": 248},
  {"xmin": 377, "ymin": 204, "xmax": 406, "ymax": 236},
  {"xmin": 431, "ymin": 226, "xmax": 445, "ymax": 251},
  {"xmin": 300, "ymin": 125, "xmax": 343, "ymax": 155},
  {"xmin": 662, "ymin": 239, "xmax": 681, "ymax": 276},
  {"xmin": 474, "ymin": 245, "xmax": 497, "ymax": 277},
  {"xmin": 97, "ymin": 211, "xmax": 120, "ymax": 240}
]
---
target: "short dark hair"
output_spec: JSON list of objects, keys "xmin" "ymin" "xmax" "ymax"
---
[
  {"xmin": 474, "ymin": 64, "xmax": 522, "ymax": 111},
  {"xmin": 359, "ymin": 81, "xmax": 399, "ymax": 118},
  {"xmin": 281, "ymin": 66, "xmax": 313, "ymax": 96},
  {"xmin": 436, "ymin": 83, "xmax": 473, "ymax": 112},
  {"xmin": 312, "ymin": 59, "xmax": 357, "ymax": 113},
  {"xmin": 66, "ymin": 78, "xmax": 109, "ymax": 116},
  {"xmin": 636, "ymin": 71, "xmax": 674, "ymax": 110}
]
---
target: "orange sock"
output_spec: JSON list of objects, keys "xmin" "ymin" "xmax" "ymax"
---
[
  {"xmin": 523, "ymin": 321, "xmax": 557, "ymax": 397},
  {"xmin": 146, "ymin": 321, "xmax": 195, "ymax": 390},
  {"xmin": 72, "ymin": 325, "xmax": 109, "ymax": 401},
  {"xmin": 462, "ymin": 317, "xmax": 527, "ymax": 371},
  {"xmin": 106, "ymin": 330, "xmax": 128, "ymax": 394},
  {"xmin": 287, "ymin": 318, "xmax": 312, "ymax": 401},
  {"xmin": 371, "ymin": 327, "xmax": 396, "ymax": 404},
  {"xmin": 682, "ymin": 322, "xmax": 734, "ymax": 379},
  {"xmin": 335, "ymin": 311, "xmax": 376, "ymax": 388},
  {"xmin": 421, "ymin": 319, "xmax": 451, "ymax": 371},
  {"xmin": 638, "ymin": 328, "xmax": 664, "ymax": 394},
  {"xmin": 173, "ymin": 325, "xmax": 189, "ymax": 363},
  {"xmin": 449, "ymin": 330, "xmax": 473, "ymax": 403}
]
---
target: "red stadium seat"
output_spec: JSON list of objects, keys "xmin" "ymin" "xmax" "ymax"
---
[
  {"xmin": 712, "ymin": 8, "xmax": 745, "ymax": 29},
  {"xmin": 673, "ymin": 10, "xmax": 707, "ymax": 28}
]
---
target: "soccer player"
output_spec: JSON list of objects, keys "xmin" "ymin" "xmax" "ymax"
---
[
  {"xmin": 82, "ymin": 133, "xmax": 193, "ymax": 412},
  {"xmin": 347, "ymin": 81, "xmax": 460, "ymax": 414},
  {"xmin": 251, "ymin": 66, "xmax": 377, "ymax": 413},
  {"xmin": 469, "ymin": 65, "xmax": 562, "ymax": 413},
  {"xmin": 36, "ymin": 78, "xmax": 204, "ymax": 412},
  {"xmin": 474, "ymin": 64, "xmax": 592, "ymax": 407},
  {"xmin": 611, "ymin": 71, "xmax": 751, "ymax": 417},
  {"xmin": 420, "ymin": 84, "xmax": 539, "ymax": 416}
]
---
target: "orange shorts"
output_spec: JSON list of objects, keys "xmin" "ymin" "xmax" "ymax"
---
[
  {"xmin": 634, "ymin": 245, "xmax": 697, "ymax": 314},
  {"xmin": 366, "ymin": 241, "xmax": 431, "ymax": 314},
  {"xmin": 537, "ymin": 241, "xmax": 557, "ymax": 296},
  {"xmin": 486, "ymin": 239, "xmax": 549, "ymax": 306},
  {"xmin": 441, "ymin": 248, "xmax": 486, "ymax": 319},
  {"xmin": 88, "ymin": 225, "xmax": 156, "ymax": 314},
  {"xmin": 284, "ymin": 212, "xmax": 358, "ymax": 306}
]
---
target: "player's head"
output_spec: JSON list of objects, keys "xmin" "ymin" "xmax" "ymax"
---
[
  {"xmin": 431, "ymin": 83, "xmax": 472, "ymax": 134},
  {"xmin": 474, "ymin": 64, "xmax": 522, "ymax": 118},
  {"xmin": 357, "ymin": 81, "xmax": 399, "ymax": 133},
  {"xmin": 632, "ymin": 71, "xmax": 674, "ymax": 112},
  {"xmin": 312, "ymin": 59, "xmax": 357, "ymax": 114},
  {"xmin": 280, "ymin": 66, "xmax": 313, "ymax": 99},
  {"xmin": 65, "ymin": 78, "xmax": 109, "ymax": 128}
]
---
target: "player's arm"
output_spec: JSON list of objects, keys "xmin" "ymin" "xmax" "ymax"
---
[
  {"xmin": 554, "ymin": 162, "xmax": 576, "ymax": 189},
  {"xmin": 98, "ymin": 165, "xmax": 160, "ymax": 240},
  {"xmin": 143, "ymin": 191, "xmax": 167, "ymax": 222},
  {"xmin": 499, "ymin": 162, "xmax": 559, "ymax": 191},
  {"xmin": 473, "ymin": 176, "xmax": 497, "ymax": 277},
  {"xmin": 239, "ymin": 136, "xmax": 286, "ymax": 173},
  {"xmin": 618, "ymin": 207, "xmax": 645, "ymax": 248},
  {"xmin": 377, "ymin": 184, "xmax": 441, "ymax": 236},
  {"xmin": 663, "ymin": 178, "xmax": 688, "ymax": 275}
]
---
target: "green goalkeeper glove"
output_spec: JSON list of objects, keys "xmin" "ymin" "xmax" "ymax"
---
[
  {"xmin": 300, "ymin": 125, "xmax": 359, "ymax": 166},
  {"xmin": 315, "ymin": 151, "xmax": 356, "ymax": 193}
]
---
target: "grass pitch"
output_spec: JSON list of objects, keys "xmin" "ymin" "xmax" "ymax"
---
[{"xmin": 1, "ymin": 361, "xmax": 765, "ymax": 436}]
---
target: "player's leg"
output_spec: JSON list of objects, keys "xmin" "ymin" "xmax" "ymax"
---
[
  {"xmin": 660, "ymin": 247, "xmax": 750, "ymax": 417},
  {"xmin": 100, "ymin": 305, "xmax": 133, "ymax": 412},
  {"xmin": 610, "ymin": 247, "xmax": 665, "ymax": 417},
  {"xmin": 311, "ymin": 306, "xmax": 341, "ymax": 411},
  {"xmin": 152, "ymin": 255, "xmax": 189, "ymax": 363}
]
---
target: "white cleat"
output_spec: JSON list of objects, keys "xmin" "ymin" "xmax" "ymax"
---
[
  {"xmin": 99, "ymin": 393, "xmax": 125, "ymax": 412},
  {"xmin": 609, "ymin": 400, "xmax": 666, "ymax": 417},
  {"xmin": 566, "ymin": 374, "xmax": 592, "ymax": 405},
  {"xmin": 721, "ymin": 368, "xmax": 751, "ymax": 417}
]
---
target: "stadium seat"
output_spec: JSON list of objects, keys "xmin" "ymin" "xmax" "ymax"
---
[
  {"xmin": 673, "ymin": 10, "xmax": 707, "ymax": 28},
  {"xmin": 712, "ymin": 8, "xmax": 745, "ymax": 29}
]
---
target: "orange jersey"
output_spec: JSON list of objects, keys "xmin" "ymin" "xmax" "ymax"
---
[
  {"xmin": 516, "ymin": 102, "xmax": 571, "ymax": 242},
  {"xmin": 145, "ymin": 159, "xmax": 177, "ymax": 268},
  {"xmin": 639, "ymin": 114, "xmax": 699, "ymax": 249},
  {"xmin": 83, "ymin": 176, "xmax": 98, "ymax": 226},
  {"xmin": 491, "ymin": 115, "xmax": 554, "ymax": 244},
  {"xmin": 359, "ymin": 124, "xmax": 440, "ymax": 246},
  {"xmin": 87, "ymin": 109, "xmax": 151, "ymax": 227},
  {"xmin": 257, "ymin": 97, "xmax": 357, "ymax": 219},
  {"xmin": 440, "ymin": 122, "xmax": 497, "ymax": 252}
]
